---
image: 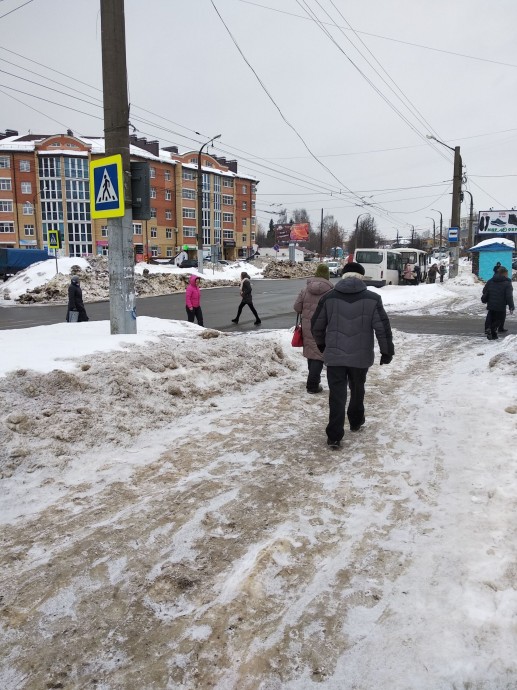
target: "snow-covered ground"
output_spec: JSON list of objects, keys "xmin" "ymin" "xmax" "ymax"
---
[{"xmin": 1, "ymin": 263, "xmax": 516, "ymax": 690}]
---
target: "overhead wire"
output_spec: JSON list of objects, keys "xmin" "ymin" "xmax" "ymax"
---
[{"xmin": 0, "ymin": 0, "xmax": 35, "ymax": 21}]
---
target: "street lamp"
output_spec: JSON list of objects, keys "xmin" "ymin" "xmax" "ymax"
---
[
  {"xmin": 355, "ymin": 212, "xmax": 369, "ymax": 250},
  {"xmin": 426, "ymin": 216, "xmax": 436, "ymax": 249},
  {"xmin": 431, "ymin": 209, "xmax": 443, "ymax": 251},
  {"xmin": 197, "ymin": 133, "xmax": 221, "ymax": 273},
  {"xmin": 427, "ymin": 134, "xmax": 462, "ymax": 278}
]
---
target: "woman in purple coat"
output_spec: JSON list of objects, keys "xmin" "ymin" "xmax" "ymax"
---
[{"xmin": 293, "ymin": 263, "xmax": 334, "ymax": 393}]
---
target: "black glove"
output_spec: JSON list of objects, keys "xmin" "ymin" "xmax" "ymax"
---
[
  {"xmin": 380, "ymin": 354, "xmax": 392, "ymax": 365},
  {"xmin": 317, "ymin": 343, "xmax": 326, "ymax": 353}
]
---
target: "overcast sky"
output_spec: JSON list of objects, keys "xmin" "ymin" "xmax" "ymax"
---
[{"xmin": 2, "ymin": 0, "xmax": 517, "ymax": 241}]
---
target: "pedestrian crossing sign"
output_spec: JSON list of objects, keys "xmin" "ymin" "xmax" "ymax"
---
[{"xmin": 89, "ymin": 154, "xmax": 125, "ymax": 219}]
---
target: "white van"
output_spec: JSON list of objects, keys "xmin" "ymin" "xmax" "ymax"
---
[
  {"xmin": 353, "ymin": 248, "xmax": 402, "ymax": 286},
  {"xmin": 397, "ymin": 248, "xmax": 428, "ymax": 282}
]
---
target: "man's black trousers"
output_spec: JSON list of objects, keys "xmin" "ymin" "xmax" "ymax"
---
[{"xmin": 326, "ymin": 366, "xmax": 368, "ymax": 442}]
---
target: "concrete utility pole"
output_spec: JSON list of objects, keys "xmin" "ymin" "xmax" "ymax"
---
[
  {"xmin": 426, "ymin": 216, "xmax": 436, "ymax": 248},
  {"xmin": 431, "ymin": 208, "xmax": 443, "ymax": 251},
  {"xmin": 449, "ymin": 146, "xmax": 463, "ymax": 278},
  {"xmin": 100, "ymin": 0, "xmax": 136, "ymax": 334},
  {"xmin": 320, "ymin": 208, "xmax": 323, "ymax": 256},
  {"xmin": 197, "ymin": 134, "xmax": 221, "ymax": 274},
  {"xmin": 463, "ymin": 189, "xmax": 474, "ymax": 248}
]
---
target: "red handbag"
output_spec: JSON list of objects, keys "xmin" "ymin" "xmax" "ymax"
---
[{"xmin": 291, "ymin": 314, "xmax": 303, "ymax": 347}]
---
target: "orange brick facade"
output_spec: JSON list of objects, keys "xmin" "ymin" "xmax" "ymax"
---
[{"xmin": 0, "ymin": 132, "xmax": 258, "ymax": 261}]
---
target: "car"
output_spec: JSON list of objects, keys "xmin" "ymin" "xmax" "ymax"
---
[
  {"xmin": 326, "ymin": 261, "xmax": 342, "ymax": 277},
  {"xmin": 178, "ymin": 259, "xmax": 199, "ymax": 269},
  {"xmin": 218, "ymin": 260, "xmax": 230, "ymax": 265}
]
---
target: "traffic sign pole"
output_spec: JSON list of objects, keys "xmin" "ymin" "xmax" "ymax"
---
[{"xmin": 100, "ymin": 0, "xmax": 136, "ymax": 335}]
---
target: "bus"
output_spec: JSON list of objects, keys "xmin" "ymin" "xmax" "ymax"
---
[
  {"xmin": 396, "ymin": 248, "xmax": 429, "ymax": 283},
  {"xmin": 353, "ymin": 248, "xmax": 403, "ymax": 286}
]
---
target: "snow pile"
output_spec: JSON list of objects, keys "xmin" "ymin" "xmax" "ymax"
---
[
  {"xmin": 0, "ymin": 256, "xmax": 264, "ymax": 303},
  {"xmin": 263, "ymin": 261, "xmax": 327, "ymax": 279}
]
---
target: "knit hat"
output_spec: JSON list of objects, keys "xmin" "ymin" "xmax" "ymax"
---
[
  {"xmin": 71, "ymin": 275, "xmax": 80, "ymax": 284},
  {"xmin": 341, "ymin": 261, "xmax": 365, "ymax": 276},
  {"xmin": 314, "ymin": 263, "xmax": 330, "ymax": 280}
]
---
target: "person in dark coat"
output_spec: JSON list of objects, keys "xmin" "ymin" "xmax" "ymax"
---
[
  {"xmin": 482, "ymin": 267, "xmax": 514, "ymax": 339},
  {"xmin": 293, "ymin": 263, "xmax": 333, "ymax": 393},
  {"xmin": 439, "ymin": 263, "xmax": 446, "ymax": 283},
  {"xmin": 311, "ymin": 262, "xmax": 394, "ymax": 449},
  {"xmin": 66, "ymin": 275, "xmax": 89, "ymax": 322},
  {"xmin": 231, "ymin": 272, "xmax": 261, "ymax": 325},
  {"xmin": 493, "ymin": 261, "xmax": 502, "ymax": 274},
  {"xmin": 428, "ymin": 263, "xmax": 438, "ymax": 284}
]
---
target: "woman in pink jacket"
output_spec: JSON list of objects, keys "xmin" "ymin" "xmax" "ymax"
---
[{"xmin": 185, "ymin": 274, "xmax": 203, "ymax": 326}]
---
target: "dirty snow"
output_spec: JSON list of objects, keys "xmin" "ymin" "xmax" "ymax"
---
[{"xmin": 1, "ymin": 263, "xmax": 517, "ymax": 689}]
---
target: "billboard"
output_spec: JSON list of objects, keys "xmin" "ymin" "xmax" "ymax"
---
[
  {"xmin": 274, "ymin": 223, "xmax": 292, "ymax": 245},
  {"xmin": 290, "ymin": 222, "xmax": 309, "ymax": 241},
  {"xmin": 478, "ymin": 210, "xmax": 517, "ymax": 233}
]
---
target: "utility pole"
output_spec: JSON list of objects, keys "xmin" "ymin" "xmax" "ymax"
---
[
  {"xmin": 431, "ymin": 208, "xmax": 443, "ymax": 253},
  {"xmin": 426, "ymin": 216, "xmax": 436, "ymax": 249},
  {"xmin": 320, "ymin": 208, "xmax": 323, "ymax": 256},
  {"xmin": 100, "ymin": 0, "xmax": 136, "ymax": 334},
  {"xmin": 450, "ymin": 146, "xmax": 463, "ymax": 278},
  {"xmin": 197, "ymin": 134, "xmax": 221, "ymax": 274},
  {"xmin": 463, "ymin": 190, "xmax": 474, "ymax": 248}
]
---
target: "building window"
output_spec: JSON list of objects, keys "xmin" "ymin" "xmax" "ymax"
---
[
  {"xmin": 183, "ymin": 208, "xmax": 196, "ymax": 219},
  {"xmin": 183, "ymin": 226, "xmax": 196, "ymax": 237},
  {"xmin": 66, "ymin": 201, "xmax": 89, "ymax": 221},
  {"xmin": 242, "ymin": 218, "xmax": 247, "ymax": 228},
  {"xmin": 20, "ymin": 160, "xmax": 31, "ymax": 172},
  {"xmin": 66, "ymin": 179, "xmax": 89, "ymax": 200},
  {"xmin": 165, "ymin": 228, "xmax": 173, "ymax": 239},
  {"xmin": 182, "ymin": 170, "xmax": 195, "ymax": 181},
  {"xmin": 150, "ymin": 167, "xmax": 156, "ymax": 179},
  {"xmin": 189, "ymin": 158, "xmax": 196, "ymax": 164},
  {"xmin": 222, "ymin": 195, "xmax": 233, "ymax": 205},
  {"xmin": 0, "ymin": 200, "xmax": 13, "ymax": 212},
  {"xmin": 242, "ymin": 201, "xmax": 247, "ymax": 211},
  {"xmin": 166, "ymin": 247, "xmax": 173, "ymax": 257},
  {"xmin": 182, "ymin": 188, "xmax": 195, "ymax": 199},
  {"xmin": 165, "ymin": 210, "xmax": 172, "ymax": 220},
  {"xmin": 0, "ymin": 157, "xmax": 10, "ymax": 169},
  {"xmin": 251, "ymin": 216, "xmax": 256, "ymax": 226},
  {"xmin": 64, "ymin": 158, "xmax": 88, "ymax": 179},
  {"xmin": 23, "ymin": 202, "xmax": 34, "ymax": 215},
  {"xmin": 101, "ymin": 225, "xmax": 108, "ymax": 237},
  {"xmin": 151, "ymin": 246, "xmax": 159, "ymax": 257},
  {"xmin": 223, "ymin": 178, "xmax": 233, "ymax": 188},
  {"xmin": 242, "ymin": 184, "xmax": 247, "ymax": 193},
  {"xmin": 133, "ymin": 223, "xmax": 142, "ymax": 235},
  {"xmin": 150, "ymin": 226, "xmax": 157, "ymax": 238},
  {"xmin": 164, "ymin": 170, "xmax": 171, "ymax": 181},
  {"xmin": 150, "ymin": 208, "xmax": 157, "ymax": 218},
  {"xmin": 0, "ymin": 222, "xmax": 15, "ymax": 232},
  {"xmin": 39, "ymin": 157, "xmax": 61, "ymax": 178},
  {"xmin": 223, "ymin": 212, "xmax": 234, "ymax": 223},
  {"xmin": 165, "ymin": 190, "xmax": 172, "ymax": 201},
  {"xmin": 68, "ymin": 222, "xmax": 93, "ymax": 256},
  {"xmin": 24, "ymin": 224, "xmax": 35, "ymax": 236},
  {"xmin": 252, "ymin": 184, "xmax": 257, "ymax": 193},
  {"xmin": 0, "ymin": 178, "xmax": 12, "ymax": 191},
  {"xmin": 223, "ymin": 230, "xmax": 234, "ymax": 239},
  {"xmin": 252, "ymin": 200, "xmax": 256, "ymax": 210},
  {"xmin": 150, "ymin": 187, "xmax": 156, "ymax": 199},
  {"xmin": 242, "ymin": 234, "xmax": 247, "ymax": 242},
  {"xmin": 21, "ymin": 182, "xmax": 32, "ymax": 194},
  {"xmin": 251, "ymin": 232, "xmax": 256, "ymax": 241}
]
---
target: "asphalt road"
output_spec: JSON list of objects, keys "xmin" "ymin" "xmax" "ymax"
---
[{"xmin": 0, "ymin": 278, "xmax": 488, "ymax": 337}]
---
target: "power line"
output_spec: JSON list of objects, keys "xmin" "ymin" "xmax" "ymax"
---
[
  {"xmin": 0, "ymin": 0, "xmax": 35, "ymax": 21},
  {"xmin": 232, "ymin": 0, "xmax": 517, "ymax": 70}
]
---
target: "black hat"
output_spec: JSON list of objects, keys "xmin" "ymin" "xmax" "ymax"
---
[
  {"xmin": 342, "ymin": 261, "xmax": 365, "ymax": 276},
  {"xmin": 71, "ymin": 275, "xmax": 80, "ymax": 284}
]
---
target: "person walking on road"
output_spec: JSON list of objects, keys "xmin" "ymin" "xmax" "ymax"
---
[
  {"xmin": 185, "ymin": 274, "xmax": 204, "ymax": 326},
  {"xmin": 232, "ymin": 272, "xmax": 261, "ymax": 325},
  {"xmin": 66, "ymin": 275, "xmax": 89, "ymax": 322},
  {"xmin": 293, "ymin": 263, "xmax": 333, "ymax": 394},
  {"xmin": 311, "ymin": 262, "xmax": 394, "ymax": 450},
  {"xmin": 482, "ymin": 267, "xmax": 514, "ymax": 340},
  {"xmin": 439, "ymin": 263, "xmax": 446, "ymax": 283},
  {"xmin": 428, "ymin": 263, "xmax": 438, "ymax": 284}
]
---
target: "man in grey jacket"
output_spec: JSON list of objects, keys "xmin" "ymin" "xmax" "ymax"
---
[{"xmin": 311, "ymin": 262, "xmax": 394, "ymax": 449}]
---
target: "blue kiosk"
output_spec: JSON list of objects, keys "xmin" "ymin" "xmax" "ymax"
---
[{"xmin": 469, "ymin": 238, "xmax": 515, "ymax": 281}]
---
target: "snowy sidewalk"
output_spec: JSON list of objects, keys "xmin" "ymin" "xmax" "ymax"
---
[{"xmin": 1, "ymin": 322, "xmax": 516, "ymax": 689}]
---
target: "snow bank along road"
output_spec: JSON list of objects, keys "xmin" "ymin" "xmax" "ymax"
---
[{"xmin": 1, "ymin": 323, "xmax": 517, "ymax": 689}]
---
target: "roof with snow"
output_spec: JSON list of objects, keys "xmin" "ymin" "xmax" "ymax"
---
[{"xmin": 469, "ymin": 237, "xmax": 515, "ymax": 251}]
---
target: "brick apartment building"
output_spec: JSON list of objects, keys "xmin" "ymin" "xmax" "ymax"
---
[{"xmin": 0, "ymin": 129, "xmax": 258, "ymax": 261}]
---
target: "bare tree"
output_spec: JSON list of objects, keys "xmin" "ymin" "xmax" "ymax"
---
[
  {"xmin": 322, "ymin": 214, "xmax": 346, "ymax": 255},
  {"xmin": 348, "ymin": 214, "xmax": 380, "ymax": 250}
]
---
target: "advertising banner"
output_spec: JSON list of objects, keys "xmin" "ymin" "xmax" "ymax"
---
[
  {"xmin": 274, "ymin": 223, "xmax": 292, "ymax": 245},
  {"xmin": 478, "ymin": 210, "xmax": 517, "ymax": 233},
  {"xmin": 290, "ymin": 222, "xmax": 310, "ymax": 241}
]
